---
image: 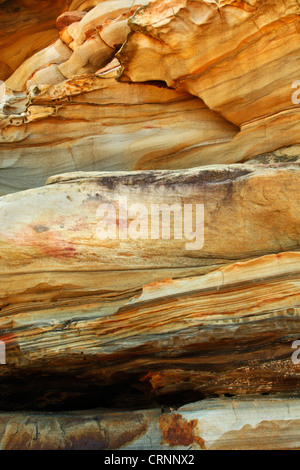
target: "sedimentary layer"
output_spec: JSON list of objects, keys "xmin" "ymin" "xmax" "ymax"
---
[
  {"xmin": 0, "ymin": 0, "xmax": 299, "ymax": 195},
  {"xmin": 0, "ymin": 397, "xmax": 300, "ymax": 450},
  {"xmin": 0, "ymin": 73, "xmax": 238, "ymax": 195},
  {"xmin": 0, "ymin": 166, "xmax": 300, "ymax": 408}
]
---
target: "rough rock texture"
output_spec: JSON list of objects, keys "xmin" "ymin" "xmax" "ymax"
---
[
  {"xmin": 0, "ymin": 397, "xmax": 300, "ymax": 450},
  {"xmin": 0, "ymin": 167, "xmax": 300, "ymax": 409},
  {"xmin": 0, "ymin": 0, "xmax": 104, "ymax": 81},
  {"xmin": 0, "ymin": 72, "xmax": 238, "ymax": 195},
  {"xmin": 117, "ymin": 0, "xmax": 300, "ymax": 162},
  {"xmin": 2, "ymin": 164, "xmax": 300, "ymax": 294},
  {"xmin": 3, "ymin": 0, "xmax": 150, "ymax": 91},
  {"xmin": 1, "ymin": 0, "xmax": 300, "ymax": 451},
  {"xmin": 1, "ymin": 0, "xmax": 299, "ymax": 194}
]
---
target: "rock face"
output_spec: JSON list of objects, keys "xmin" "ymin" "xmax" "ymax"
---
[
  {"xmin": 1, "ymin": 0, "xmax": 300, "ymax": 451},
  {"xmin": 0, "ymin": 73, "xmax": 238, "ymax": 195},
  {"xmin": 0, "ymin": 0, "xmax": 299, "ymax": 194},
  {"xmin": 0, "ymin": 397, "xmax": 300, "ymax": 450},
  {"xmin": 0, "ymin": 0, "xmax": 103, "ymax": 82},
  {"xmin": 0, "ymin": 166, "xmax": 300, "ymax": 409},
  {"xmin": 118, "ymin": 0, "xmax": 300, "ymax": 159}
]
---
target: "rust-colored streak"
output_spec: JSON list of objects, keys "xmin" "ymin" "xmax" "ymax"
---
[
  {"xmin": 85, "ymin": 29, "xmax": 99, "ymax": 40},
  {"xmin": 7, "ymin": 225, "xmax": 78, "ymax": 259},
  {"xmin": 159, "ymin": 414, "xmax": 206, "ymax": 449}
]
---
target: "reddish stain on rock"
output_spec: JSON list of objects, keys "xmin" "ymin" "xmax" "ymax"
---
[
  {"xmin": 85, "ymin": 28, "xmax": 99, "ymax": 40},
  {"xmin": 159, "ymin": 414, "xmax": 206, "ymax": 449},
  {"xmin": 56, "ymin": 11, "xmax": 87, "ymax": 31},
  {"xmin": 10, "ymin": 225, "xmax": 78, "ymax": 259},
  {"xmin": 0, "ymin": 332, "xmax": 15, "ymax": 346}
]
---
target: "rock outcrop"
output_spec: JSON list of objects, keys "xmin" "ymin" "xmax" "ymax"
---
[
  {"xmin": 0, "ymin": 72, "xmax": 238, "ymax": 195},
  {"xmin": 0, "ymin": 166, "xmax": 300, "ymax": 409},
  {"xmin": 0, "ymin": 397, "xmax": 300, "ymax": 450},
  {"xmin": 118, "ymin": 0, "xmax": 300, "ymax": 159},
  {"xmin": 0, "ymin": 0, "xmax": 105, "ymax": 82},
  {"xmin": 1, "ymin": 0, "xmax": 300, "ymax": 451},
  {"xmin": 0, "ymin": 0, "xmax": 299, "ymax": 194}
]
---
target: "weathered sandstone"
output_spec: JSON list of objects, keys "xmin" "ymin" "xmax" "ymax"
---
[
  {"xmin": 0, "ymin": 73, "xmax": 239, "ymax": 195},
  {"xmin": 0, "ymin": 397, "xmax": 300, "ymax": 450},
  {"xmin": 1, "ymin": 0, "xmax": 300, "ymax": 451},
  {"xmin": 0, "ymin": 166, "xmax": 300, "ymax": 408},
  {"xmin": 0, "ymin": 0, "xmax": 299, "ymax": 195},
  {"xmin": 118, "ymin": 0, "xmax": 300, "ymax": 162},
  {"xmin": 0, "ymin": 0, "xmax": 91, "ymax": 82}
]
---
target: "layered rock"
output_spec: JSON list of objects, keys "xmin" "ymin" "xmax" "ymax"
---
[
  {"xmin": 4, "ymin": 0, "xmax": 150, "ymax": 91},
  {"xmin": 0, "ymin": 0, "xmax": 74, "ymax": 82},
  {"xmin": 1, "ymin": 0, "xmax": 300, "ymax": 451},
  {"xmin": 0, "ymin": 166, "xmax": 300, "ymax": 409},
  {"xmin": 1, "ymin": 0, "xmax": 299, "ymax": 195},
  {"xmin": 0, "ymin": 0, "xmax": 111, "ymax": 82},
  {"xmin": 2, "ymin": 164, "xmax": 300, "ymax": 299},
  {"xmin": 0, "ymin": 72, "xmax": 239, "ymax": 194},
  {"xmin": 117, "ymin": 0, "xmax": 300, "ymax": 161},
  {"xmin": 0, "ymin": 397, "xmax": 300, "ymax": 450}
]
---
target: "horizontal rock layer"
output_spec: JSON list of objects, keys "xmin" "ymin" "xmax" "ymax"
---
[
  {"xmin": 0, "ymin": 166, "xmax": 300, "ymax": 408},
  {"xmin": 0, "ymin": 0, "xmax": 299, "ymax": 195},
  {"xmin": 0, "ymin": 73, "xmax": 238, "ymax": 195},
  {"xmin": 0, "ymin": 0, "xmax": 104, "ymax": 82},
  {"xmin": 0, "ymin": 397, "xmax": 300, "ymax": 450}
]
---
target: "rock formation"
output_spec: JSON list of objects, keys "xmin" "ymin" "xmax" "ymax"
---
[
  {"xmin": 0, "ymin": 0, "xmax": 299, "ymax": 194},
  {"xmin": 0, "ymin": 165, "xmax": 300, "ymax": 411},
  {"xmin": 0, "ymin": 0, "xmax": 105, "ymax": 82},
  {"xmin": 0, "ymin": 397, "xmax": 300, "ymax": 450},
  {"xmin": 0, "ymin": 0, "xmax": 300, "ymax": 451}
]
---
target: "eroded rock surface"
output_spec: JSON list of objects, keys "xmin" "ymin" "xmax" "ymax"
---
[
  {"xmin": 0, "ymin": 167, "xmax": 300, "ymax": 408},
  {"xmin": 1, "ymin": 0, "xmax": 300, "ymax": 450},
  {"xmin": 0, "ymin": 0, "xmax": 299, "ymax": 194},
  {"xmin": 0, "ymin": 397, "xmax": 300, "ymax": 450}
]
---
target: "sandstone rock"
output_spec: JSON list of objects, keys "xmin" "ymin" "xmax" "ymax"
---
[
  {"xmin": 118, "ymin": 0, "xmax": 300, "ymax": 162},
  {"xmin": 1, "ymin": 249, "xmax": 300, "ymax": 409},
  {"xmin": 0, "ymin": 166, "xmax": 300, "ymax": 408},
  {"xmin": 58, "ymin": 36, "xmax": 115, "ymax": 78},
  {"xmin": 1, "ymin": 0, "xmax": 300, "ymax": 450},
  {"xmin": 2, "ymin": 164, "xmax": 300, "ymax": 289},
  {"xmin": 248, "ymin": 144, "xmax": 300, "ymax": 164},
  {"xmin": 56, "ymin": 11, "xmax": 87, "ymax": 32},
  {"xmin": 1, "ymin": 0, "xmax": 299, "ymax": 190},
  {"xmin": 0, "ymin": 74, "xmax": 238, "ymax": 195},
  {"xmin": 6, "ymin": 40, "xmax": 72, "ymax": 92},
  {"xmin": 0, "ymin": 397, "xmax": 300, "ymax": 450},
  {"xmin": 57, "ymin": 1, "xmax": 150, "ymax": 76},
  {"xmin": 0, "ymin": 0, "xmax": 94, "ymax": 82},
  {"xmin": 67, "ymin": 0, "xmax": 149, "ymax": 49}
]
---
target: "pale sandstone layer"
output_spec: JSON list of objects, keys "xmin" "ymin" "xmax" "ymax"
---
[
  {"xmin": 0, "ymin": 167, "xmax": 300, "ymax": 408},
  {"xmin": 0, "ymin": 397, "xmax": 300, "ymax": 450},
  {"xmin": 2, "ymin": 164, "xmax": 300, "ymax": 297},
  {"xmin": 0, "ymin": 73, "xmax": 238, "ymax": 195}
]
